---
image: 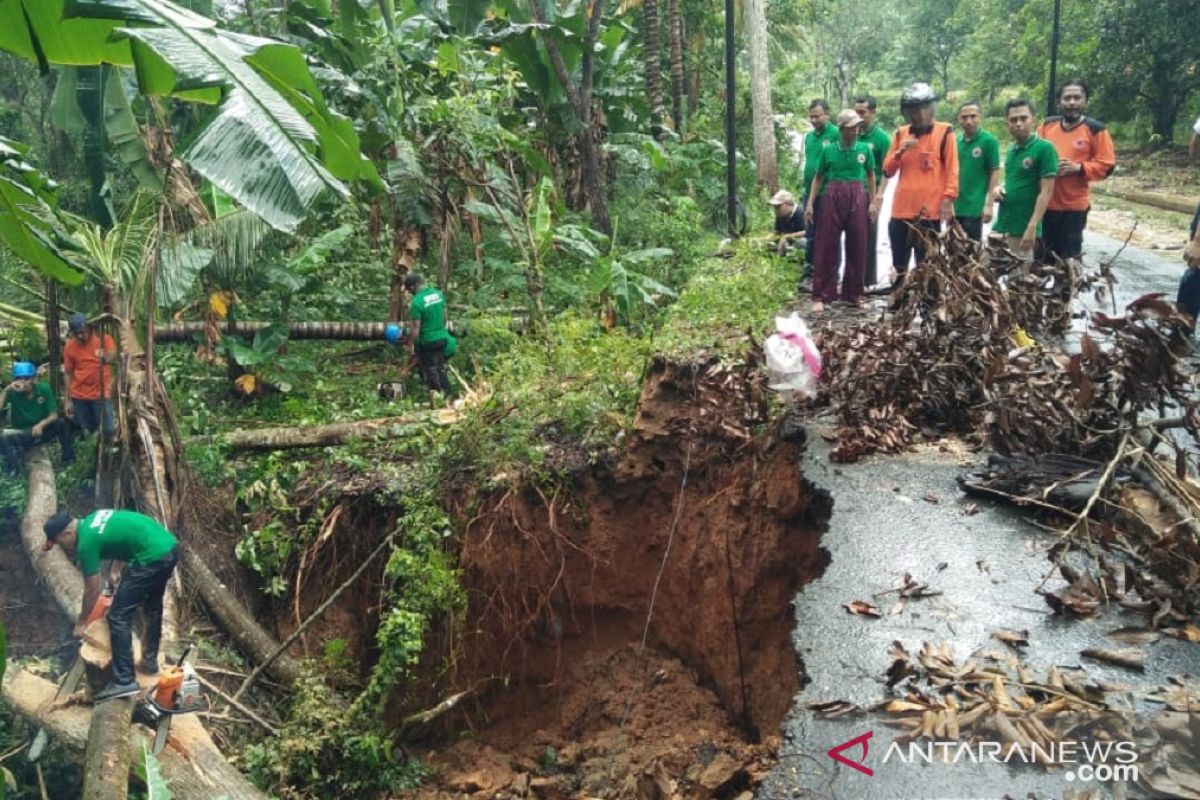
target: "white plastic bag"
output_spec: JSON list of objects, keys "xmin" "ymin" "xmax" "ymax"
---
[{"xmin": 764, "ymin": 313, "xmax": 822, "ymax": 398}]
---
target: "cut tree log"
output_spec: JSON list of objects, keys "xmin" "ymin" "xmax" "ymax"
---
[
  {"xmin": 191, "ymin": 411, "xmax": 455, "ymax": 451},
  {"xmin": 2, "ymin": 667, "xmax": 267, "ymax": 800},
  {"xmin": 17, "ymin": 447, "xmax": 268, "ymax": 800},
  {"xmin": 82, "ymin": 698, "xmax": 135, "ymax": 800},
  {"xmin": 154, "ymin": 320, "xmax": 394, "ymax": 343},
  {"xmin": 19, "ymin": 448, "xmax": 82, "ymax": 616},
  {"xmin": 179, "ymin": 546, "xmax": 302, "ymax": 687},
  {"xmin": 1092, "ymin": 186, "xmax": 1197, "ymax": 215}
]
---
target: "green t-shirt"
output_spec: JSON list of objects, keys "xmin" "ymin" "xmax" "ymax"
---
[
  {"xmin": 802, "ymin": 124, "xmax": 841, "ymax": 196},
  {"xmin": 955, "ymin": 130, "xmax": 1001, "ymax": 218},
  {"xmin": 75, "ymin": 509, "xmax": 177, "ymax": 577},
  {"xmin": 859, "ymin": 123, "xmax": 891, "ymax": 177},
  {"xmin": 2, "ymin": 381, "xmax": 56, "ymax": 429},
  {"xmin": 409, "ymin": 286, "xmax": 449, "ymax": 346},
  {"xmin": 815, "ymin": 139, "xmax": 875, "ymax": 194},
  {"xmin": 993, "ymin": 135, "xmax": 1058, "ymax": 237}
]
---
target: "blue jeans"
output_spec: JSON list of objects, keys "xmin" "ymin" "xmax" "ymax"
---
[
  {"xmin": 107, "ymin": 548, "xmax": 178, "ymax": 684},
  {"xmin": 1175, "ymin": 201, "xmax": 1200, "ymax": 333},
  {"xmin": 1, "ymin": 420, "xmax": 74, "ymax": 472},
  {"xmin": 72, "ymin": 398, "xmax": 115, "ymax": 436}
]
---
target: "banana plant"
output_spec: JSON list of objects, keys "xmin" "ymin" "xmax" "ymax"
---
[
  {"xmin": 0, "ymin": 0, "xmax": 382, "ymax": 234},
  {"xmin": 589, "ymin": 238, "xmax": 675, "ymax": 327},
  {"xmin": 0, "ymin": 136, "xmax": 86, "ymax": 286}
]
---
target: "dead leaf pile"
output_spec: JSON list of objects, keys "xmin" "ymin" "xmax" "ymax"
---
[
  {"xmin": 876, "ymin": 641, "xmax": 1130, "ymax": 763},
  {"xmin": 809, "ymin": 229, "xmax": 1197, "ymax": 464}
]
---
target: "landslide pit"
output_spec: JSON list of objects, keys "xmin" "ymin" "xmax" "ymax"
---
[{"xmin": 410, "ymin": 356, "xmax": 832, "ymax": 799}]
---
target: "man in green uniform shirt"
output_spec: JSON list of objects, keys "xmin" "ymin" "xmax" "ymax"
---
[
  {"xmin": 992, "ymin": 99, "xmax": 1058, "ymax": 260},
  {"xmin": 405, "ymin": 273, "xmax": 453, "ymax": 395},
  {"xmin": 1, "ymin": 361, "xmax": 74, "ymax": 473},
  {"xmin": 801, "ymin": 100, "xmax": 841, "ymax": 283},
  {"xmin": 856, "ymin": 95, "xmax": 891, "ymax": 286},
  {"xmin": 954, "ymin": 101, "xmax": 1001, "ymax": 243},
  {"xmin": 43, "ymin": 508, "xmax": 179, "ymax": 701}
]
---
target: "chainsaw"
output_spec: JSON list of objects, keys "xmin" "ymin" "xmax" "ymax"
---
[
  {"xmin": 134, "ymin": 644, "xmax": 206, "ymax": 754},
  {"xmin": 27, "ymin": 584, "xmax": 114, "ymax": 762}
]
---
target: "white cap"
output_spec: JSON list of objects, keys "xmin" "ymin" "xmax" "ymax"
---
[
  {"xmin": 835, "ymin": 109, "xmax": 863, "ymax": 129},
  {"xmin": 768, "ymin": 190, "xmax": 796, "ymax": 206}
]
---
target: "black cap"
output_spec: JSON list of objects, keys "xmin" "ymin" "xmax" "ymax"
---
[
  {"xmin": 403, "ymin": 273, "xmax": 422, "ymax": 292},
  {"xmin": 43, "ymin": 511, "xmax": 73, "ymax": 541}
]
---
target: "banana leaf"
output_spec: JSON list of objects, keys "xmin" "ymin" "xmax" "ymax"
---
[
  {"xmin": 0, "ymin": 0, "xmax": 377, "ymax": 233},
  {"xmin": 0, "ymin": 136, "xmax": 86, "ymax": 286}
]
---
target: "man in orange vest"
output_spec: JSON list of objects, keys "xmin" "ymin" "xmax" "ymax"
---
[
  {"xmin": 63, "ymin": 313, "xmax": 117, "ymax": 437},
  {"xmin": 882, "ymin": 83, "xmax": 959, "ymax": 287},
  {"xmin": 1036, "ymin": 80, "xmax": 1116, "ymax": 264}
]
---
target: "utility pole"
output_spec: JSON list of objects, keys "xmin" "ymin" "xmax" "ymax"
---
[
  {"xmin": 725, "ymin": 0, "xmax": 739, "ymax": 237},
  {"xmin": 1047, "ymin": 0, "xmax": 1062, "ymax": 117}
]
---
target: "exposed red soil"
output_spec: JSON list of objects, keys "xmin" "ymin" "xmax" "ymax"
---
[{"xmin": 405, "ymin": 356, "xmax": 831, "ymax": 798}]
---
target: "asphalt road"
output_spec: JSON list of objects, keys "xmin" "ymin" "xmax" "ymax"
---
[{"xmin": 759, "ymin": 232, "xmax": 1200, "ymax": 800}]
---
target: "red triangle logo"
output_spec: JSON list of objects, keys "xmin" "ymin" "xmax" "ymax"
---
[{"xmin": 827, "ymin": 730, "xmax": 874, "ymax": 776}]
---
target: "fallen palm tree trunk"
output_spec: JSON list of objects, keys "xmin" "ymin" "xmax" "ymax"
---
[
  {"xmin": 179, "ymin": 546, "xmax": 302, "ymax": 686},
  {"xmin": 82, "ymin": 698, "xmax": 136, "ymax": 800},
  {"xmin": 154, "ymin": 320, "xmax": 392, "ymax": 343},
  {"xmin": 19, "ymin": 448, "xmax": 82, "ymax": 614},
  {"xmin": 2, "ymin": 668, "xmax": 266, "ymax": 800},
  {"xmin": 17, "ymin": 447, "xmax": 268, "ymax": 800},
  {"xmin": 191, "ymin": 411, "xmax": 451, "ymax": 451},
  {"xmin": 1093, "ymin": 185, "xmax": 1196, "ymax": 215}
]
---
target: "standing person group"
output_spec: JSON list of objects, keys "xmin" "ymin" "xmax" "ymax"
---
[{"xmin": 785, "ymin": 79, "xmax": 1117, "ymax": 314}]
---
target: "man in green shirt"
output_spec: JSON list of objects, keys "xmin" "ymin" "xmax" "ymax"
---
[
  {"xmin": 404, "ymin": 273, "xmax": 454, "ymax": 395},
  {"xmin": 43, "ymin": 508, "xmax": 179, "ymax": 701},
  {"xmin": 801, "ymin": 99, "xmax": 841, "ymax": 283},
  {"xmin": 856, "ymin": 95, "xmax": 891, "ymax": 286},
  {"xmin": 1, "ymin": 361, "xmax": 74, "ymax": 473},
  {"xmin": 954, "ymin": 101, "xmax": 1001, "ymax": 243},
  {"xmin": 993, "ymin": 99, "xmax": 1058, "ymax": 260}
]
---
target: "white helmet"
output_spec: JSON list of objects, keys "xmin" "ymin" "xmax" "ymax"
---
[{"xmin": 900, "ymin": 82, "xmax": 937, "ymax": 110}]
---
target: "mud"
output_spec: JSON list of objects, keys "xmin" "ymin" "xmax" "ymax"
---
[{"xmin": 410, "ymin": 356, "xmax": 831, "ymax": 797}]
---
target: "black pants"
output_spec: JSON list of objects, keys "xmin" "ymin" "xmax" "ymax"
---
[
  {"xmin": 72, "ymin": 398, "xmax": 115, "ymax": 436},
  {"xmin": 888, "ymin": 219, "xmax": 941, "ymax": 275},
  {"xmin": 416, "ymin": 340, "xmax": 451, "ymax": 393},
  {"xmin": 1, "ymin": 420, "xmax": 74, "ymax": 472},
  {"xmin": 1175, "ymin": 202, "xmax": 1200, "ymax": 334},
  {"xmin": 1039, "ymin": 208, "xmax": 1088, "ymax": 261},
  {"xmin": 866, "ymin": 214, "xmax": 880, "ymax": 287},
  {"xmin": 108, "ymin": 548, "xmax": 177, "ymax": 684},
  {"xmin": 802, "ymin": 194, "xmax": 821, "ymax": 279},
  {"xmin": 956, "ymin": 215, "xmax": 983, "ymax": 243}
]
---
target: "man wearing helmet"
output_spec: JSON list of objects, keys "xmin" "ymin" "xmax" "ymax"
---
[
  {"xmin": 882, "ymin": 83, "xmax": 959, "ymax": 285},
  {"xmin": 1, "ymin": 361, "xmax": 75, "ymax": 473}
]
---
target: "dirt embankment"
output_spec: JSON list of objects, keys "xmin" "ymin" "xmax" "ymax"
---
[{"xmin": 413, "ymin": 356, "xmax": 832, "ymax": 798}]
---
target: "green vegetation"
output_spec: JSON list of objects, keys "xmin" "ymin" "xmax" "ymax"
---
[{"xmin": 0, "ymin": 0, "xmax": 1194, "ymax": 797}]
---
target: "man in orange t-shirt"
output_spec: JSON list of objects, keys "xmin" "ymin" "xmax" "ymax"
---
[
  {"xmin": 63, "ymin": 313, "xmax": 117, "ymax": 436},
  {"xmin": 1036, "ymin": 80, "xmax": 1116, "ymax": 263},
  {"xmin": 882, "ymin": 83, "xmax": 959, "ymax": 286}
]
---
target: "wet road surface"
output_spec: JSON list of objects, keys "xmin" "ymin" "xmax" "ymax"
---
[{"xmin": 760, "ymin": 233, "xmax": 1200, "ymax": 800}]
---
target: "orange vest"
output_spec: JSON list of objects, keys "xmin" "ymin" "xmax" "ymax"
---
[
  {"xmin": 1036, "ymin": 117, "xmax": 1116, "ymax": 211},
  {"xmin": 883, "ymin": 122, "xmax": 959, "ymax": 220}
]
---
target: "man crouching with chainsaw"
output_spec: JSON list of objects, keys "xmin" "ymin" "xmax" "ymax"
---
[{"xmin": 42, "ymin": 509, "xmax": 179, "ymax": 701}]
